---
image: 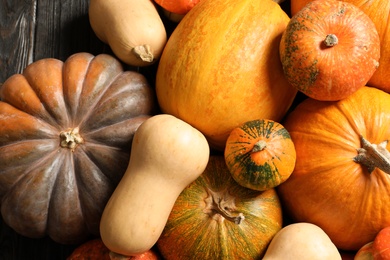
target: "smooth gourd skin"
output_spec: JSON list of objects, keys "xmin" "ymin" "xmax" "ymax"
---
[
  {"xmin": 100, "ymin": 114, "xmax": 210, "ymax": 256},
  {"xmin": 224, "ymin": 119, "xmax": 296, "ymax": 191},
  {"xmin": 156, "ymin": 0, "xmax": 297, "ymax": 151},
  {"xmin": 0, "ymin": 52, "xmax": 156, "ymax": 244},
  {"xmin": 291, "ymin": 0, "xmax": 390, "ymax": 93},
  {"xmin": 262, "ymin": 223, "xmax": 342, "ymax": 260},
  {"xmin": 89, "ymin": 0, "xmax": 167, "ymax": 67},
  {"xmin": 278, "ymin": 87, "xmax": 390, "ymax": 250}
]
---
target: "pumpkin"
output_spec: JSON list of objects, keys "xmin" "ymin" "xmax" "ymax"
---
[
  {"xmin": 153, "ymin": 0, "xmax": 201, "ymax": 15},
  {"xmin": 277, "ymin": 86, "xmax": 390, "ymax": 251},
  {"xmin": 157, "ymin": 155, "xmax": 283, "ymax": 259},
  {"xmin": 290, "ymin": 0, "xmax": 390, "ymax": 93},
  {"xmin": 0, "ymin": 52, "xmax": 157, "ymax": 244},
  {"xmin": 67, "ymin": 238, "xmax": 161, "ymax": 260},
  {"xmin": 280, "ymin": 0, "xmax": 380, "ymax": 101},
  {"xmin": 155, "ymin": 0, "xmax": 297, "ymax": 151},
  {"xmin": 224, "ymin": 119, "xmax": 296, "ymax": 191}
]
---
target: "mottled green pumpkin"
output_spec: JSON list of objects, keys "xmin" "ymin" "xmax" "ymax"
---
[
  {"xmin": 157, "ymin": 155, "xmax": 283, "ymax": 259},
  {"xmin": 224, "ymin": 119, "xmax": 296, "ymax": 191}
]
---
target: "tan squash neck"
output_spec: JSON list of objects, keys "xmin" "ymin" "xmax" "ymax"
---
[{"xmin": 353, "ymin": 135, "xmax": 390, "ymax": 174}]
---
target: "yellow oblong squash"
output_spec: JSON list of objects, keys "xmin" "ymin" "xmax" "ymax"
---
[
  {"xmin": 156, "ymin": 0, "xmax": 297, "ymax": 150},
  {"xmin": 89, "ymin": 0, "xmax": 167, "ymax": 67},
  {"xmin": 99, "ymin": 114, "xmax": 210, "ymax": 256}
]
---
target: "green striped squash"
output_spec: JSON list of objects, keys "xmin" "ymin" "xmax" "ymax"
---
[
  {"xmin": 157, "ymin": 155, "xmax": 283, "ymax": 259},
  {"xmin": 224, "ymin": 119, "xmax": 296, "ymax": 191}
]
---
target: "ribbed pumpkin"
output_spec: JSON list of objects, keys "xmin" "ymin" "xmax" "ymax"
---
[
  {"xmin": 290, "ymin": 0, "xmax": 390, "ymax": 93},
  {"xmin": 224, "ymin": 119, "xmax": 296, "ymax": 191},
  {"xmin": 0, "ymin": 52, "xmax": 156, "ymax": 244},
  {"xmin": 278, "ymin": 86, "xmax": 390, "ymax": 251},
  {"xmin": 280, "ymin": 0, "xmax": 380, "ymax": 101},
  {"xmin": 157, "ymin": 155, "xmax": 283, "ymax": 259},
  {"xmin": 156, "ymin": 0, "xmax": 297, "ymax": 151}
]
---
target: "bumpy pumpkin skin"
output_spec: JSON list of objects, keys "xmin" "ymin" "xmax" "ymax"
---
[
  {"xmin": 156, "ymin": 0, "xmax": 297, "ymax": 151},
  {"xmin": 157, "ymin": 156, "xmax": 283, "ymax": 260},
  {"xmin": 0, "ymin": 52, "xmax": 156, "ymax": 244},
  {"xmin": 278, "ymin": 86, "xmax": 390, "ymax": 251},
  {"xmin": 224, "ymin": 119, "xmax": 296, "ymax": 191},
  {"xmin": 290, "ymin": 0, "xmax": 390, "ymax": 93},
  {"xmin": 280, "ymin": 0, "xmax": 380, "ymax": 101}
]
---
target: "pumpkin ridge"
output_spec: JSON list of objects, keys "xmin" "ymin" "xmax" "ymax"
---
[{"xmin": 76, "ymin": 55, "xmax": 124, "ymax": 129}]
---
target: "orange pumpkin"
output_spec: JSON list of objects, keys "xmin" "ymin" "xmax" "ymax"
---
[
  {"xmin": 277, "ymin": 86, "xmax": 390, "ymax": 251},
  {"xmin": 0, "ymin": 53, "xmax": 156, "ymax": 244},
  {"xmin": 157, "ymin": 156, "xmax": 283, "ymax": 259},
  {"xmin": 290, "ymin": 0, "xmax": 390, "ymax": 93},
  {"xmin": 67, "ymin": 238, "xmax": 161, "ymax": 260},
  {"xmin": 153, "ymin": 0, "xmax": 201, "ymax": 15},
  {"xmin": 224, "ymin": 119, "xmax": 296, "ymax": 191},
  {"xmin": 156, "ymin": 0, "xmax": 297, "ymax": 151},
  {"xmin": 280, "ymin": 0, "xmax": 380, "ymax": 101}
]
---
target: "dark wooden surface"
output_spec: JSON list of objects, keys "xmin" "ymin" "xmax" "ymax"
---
[
  {"xmin": 0, "ymin": 1, "xmax": 119, "ymax": 259},
  {"xmin": 0, "ymin": 0, "xmax": 292, "ymax": 259}
]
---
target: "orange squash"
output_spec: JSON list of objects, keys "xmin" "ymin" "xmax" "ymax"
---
[
  {"xmin": 157, "ymin": 155, "xmax": 283, "ymax": 259},
  {"xmin": 156, "ymin": 0, "xmax": 297, "ymax": 151},
  {"xmin": 224, "ymin": 119, "xmax": 296, "ymax": 191},
  {"xmin": 290, "ymin": 0, "xmax": 390, "ymax": 93},
  {"xmin": 154, "ymin": 0, "xmax": 201, "ymax": 15},
  {"xmin": 67, "ymin": 238, "xmax": 161, "ymax": 259},
  {"xmin": 280, "ymin": 0, "xmax": 380, "ymax": 101},
  {"xmin": 277, "ymin": 86, "xmax": 390, "ymax": 251}
]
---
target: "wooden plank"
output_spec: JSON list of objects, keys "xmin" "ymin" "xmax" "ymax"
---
[{"xmin": 0, "ymin": 0, "xmax": 36, "ymax": 82}]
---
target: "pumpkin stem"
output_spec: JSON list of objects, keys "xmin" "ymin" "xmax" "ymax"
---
[
  {"xmin": 133, "ymin": 44, "xmax": 154, "ymax": 62},
  {"xmin": 205, "ymin": 189, "xmax": 245, "ymax": 224},
  {"xmin": 252, "ymin": 140, "xmax": 267, "ymax": 153},
  {"xmin": 323, "ymin": 34, "xmax": 338, "ymax": 47},
  {"xmin": 353, "ymin": 135, "xmax": 390, "ymax": 174},
  {"xmin": 60, "ymin": 127, "xmax": 84, "ymax": 151}
]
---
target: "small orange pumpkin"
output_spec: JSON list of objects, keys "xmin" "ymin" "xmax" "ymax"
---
[
  {"xmin": 278, "ymin": 86, "xmax": 390, "ymax": 251},
  {"xmin": 290, "ymin": 0, "xmax": 390, "ymax": 93},
  {"xmin": 280, "ymin": 0, "xmax": 380, "ymax": 101},
  {"xmin": 224, "ymin": 119, "xmax": 296, "ymax": 191}
]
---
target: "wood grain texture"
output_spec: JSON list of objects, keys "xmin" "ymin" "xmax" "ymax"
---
[{"xmin": 0, "ymin": 0, "xmax": 106, "ymax": 259}]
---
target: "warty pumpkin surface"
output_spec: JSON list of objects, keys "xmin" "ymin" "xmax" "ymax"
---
[
  {"xmin": 290, "ymin": 0, "xmax": 390, "ymax": 93},
  {"xmin": 278, "ymin": 86, "xmax": 390, "ymax": 251},
  {"xmin": 224, "ymin": 119, "xmax": 296, "ymax": 191},
  {"xmin": 157, "ymin": 155, "xmax": 283, "ymax": 260},
  {"xmin": 0, "ymin": 52, "xmax": 156, "ymax": 244},
  {"xmin": 156, "ymin": 0, "xmax": 297, "ymax": 151},
  {"xmin": 280, "ymin": 0, "xmax": 380, "ymax": 101}
]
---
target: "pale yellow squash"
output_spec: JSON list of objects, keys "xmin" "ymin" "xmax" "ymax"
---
[
  {"xmin": 89, "ymin": 0, "xmax": 167, "ymax": 67},
  {"xmin": 99, "ymin": 114, "xmax": 210, "ymax": 256}
]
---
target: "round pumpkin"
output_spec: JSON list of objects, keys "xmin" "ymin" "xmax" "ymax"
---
[
  {"xmin": 290, "ymin": 0, "xmax": 390, "ymax": 93},
  {"xmin": 157, "ymin": 155, "xmax": 283, "ymax": 259},
  {"xmin": 0, "ymin": 52, "xmax": 156, "ymax": 244},
  {"xmin": 67, "ymin": 238, "xmax": 161, "ymax": 260},
  {"xmin": 277, "ymin": 86, "xmax": 390, "ymax": 251},
  {"xmin": 155, "ymin": 0, "xmax": 297, "ymax": 151},
  {"xmin": 280, "ymin": 0, "xmax": 380, "ymax": 101},
  {"xmin": 224, "ymin": 119, "xmax": 296, "ymax": 191}
]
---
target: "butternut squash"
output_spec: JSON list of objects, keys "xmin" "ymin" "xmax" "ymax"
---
[
  {"xmin": 99, "ymin": 114, "xmax": 210, "ymax": 256},
  {"xmin": 263, "ymin": 223, "xmax": 342, "ymax": 260},
  {"xmin": 89, "ymin": 0, "xmax": 167, "ymax": 67}
]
